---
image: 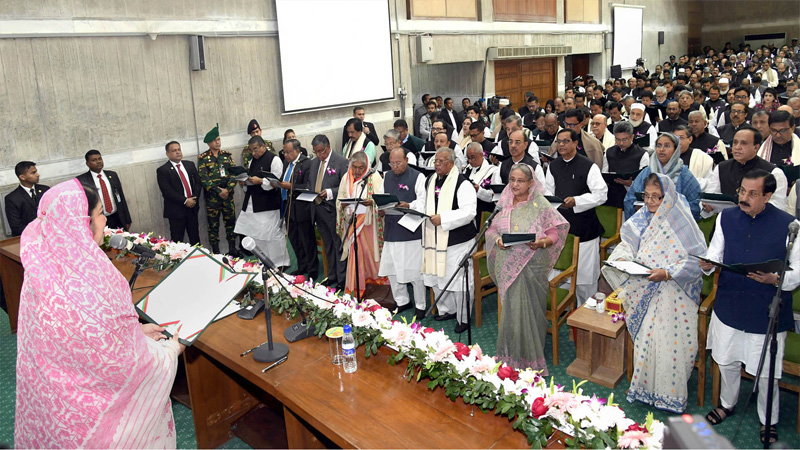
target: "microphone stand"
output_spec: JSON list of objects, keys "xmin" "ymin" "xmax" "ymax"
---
[
  {"xmin": 270, "ymin": 270, "xmax": 317, "ymax": 342},
  {"xmin": 128, "ymin": 255, "xmax": 151, "ymax": 291},
  {"xmin": 252, "ymin": 264, "xmax": 289, "ymax": 363},
  {"xmin": 340, "ymin": 172, "xmax": 372, "ymax": 303},
  {"xmin": 734, "ymin": 232, "xmax": 794, "ymax": 448},
  {"xmin": 424, "ymin": 210, "xmax": 499, "ymax": 345}
]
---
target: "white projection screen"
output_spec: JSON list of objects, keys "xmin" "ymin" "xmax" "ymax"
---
[
  {"xmin": 612, "ymin": 5, "xmax": 643, "ymax": 69},
  {"xmin": 275, "ymin": 0, "xmax": 395, "ymax": 113}
]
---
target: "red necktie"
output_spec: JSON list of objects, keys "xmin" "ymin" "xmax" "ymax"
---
[
  {"xmin": 176, "ymin": 163, "xmax": 192, "ymax": 197},
  {"xmin": 97, "ymin": 174, "xmax": 113, "ymax": 213}
]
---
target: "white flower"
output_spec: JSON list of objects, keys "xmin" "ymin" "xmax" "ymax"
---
[
  {"xmin": 382, "ymin": 322, "xmax": 413, "ymax": 347},
  {"xmin": 332, "ymin": 303, "xmax": 350, "ymax": 318},
  {"xmin": 352, "ymin": 310, "xmax": 375, "ymax": 328}
]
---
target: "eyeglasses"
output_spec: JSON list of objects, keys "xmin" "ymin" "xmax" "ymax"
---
[
  {"xmin": 736, "ymin": 187, "xmax": 764, "ymax": 198},
  {"xmin": 643, "ymin": 194, "xmax": 663, "ymax": 201},
  {"xmin": 564, "ymin": 122, "xmax": 580, "ymax": 128},
  {"xmin": 507, "ymin": 139, "xmax": 525, "ymax": 146},
  {"xmin": 614, "ymin": 136, "xmax": 632, "ymax": 143},
  {"xmin": 730, "ymin": 110, "xmax": 746, "ymax": 115},
  {"xmin": 770, "ymin": 127, "xmax": 792, "ymax": 136},
  {"xmin": 433, "ymin": 159, "xmax": 451, "ymax": 165},
  {"xmin": 734, "ymin": 95, "xmax": 749, "ymax": 101},
  {"xmin": 388, "ymin": 162, "xmax": 404, "ymax": 167},
  {"xmin": 555, "ymin": 139, "xmax": 573, "ymax": 145}
]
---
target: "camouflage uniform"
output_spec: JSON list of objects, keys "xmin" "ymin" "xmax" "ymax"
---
[
  {"xmin": 241, "ymin": 139, "xmax": 276, "ymax": 167},
  {"xmin": 198, "ymin": 149, "xmax": 237, "ymax": 247}
]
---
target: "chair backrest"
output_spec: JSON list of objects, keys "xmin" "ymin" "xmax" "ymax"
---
[
  {"xmin": 597, "ymin": 205, "xmax": 621, "ymax": 239},
  {"xmin": 793, "ymin": 287, "xmax": 800, "ymax": 314},
  {"xmin": 554, "ymin": 234, "xmax": 579, "ymax": 271},
  {"xmin": 697, "ymin": 215, "xmax": 717, "ymax": 245}
]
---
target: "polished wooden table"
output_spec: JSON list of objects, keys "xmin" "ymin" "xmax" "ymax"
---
[
  {"xmin": 566, "ymin": 305, "xmax": 629, "ymax": 389},
  {"xmin": 109, "ymin": 256, "xmax": 534, "ymax": 449},
  {"xmin": 0, "ymin": 237, "xmax": 22, "ymax": 332}
]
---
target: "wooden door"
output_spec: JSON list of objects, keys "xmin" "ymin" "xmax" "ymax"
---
[
  {"xmin": 494, "ymin": 58, "xmax": 555, "ymax": 110},
  {"xmin": 571, "ymin": 54, "xmax": 590, "ymax": 82}
]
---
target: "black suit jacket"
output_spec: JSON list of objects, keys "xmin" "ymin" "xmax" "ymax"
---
[
  {"xmin": 441, "ymin": 108, "xmax": 461, "ymax": 132},
  {"xmin": 282, "ymin": 155, "xmax": 313, "ymax": 220},
  {"xmin": 156, "ymin": 160, "xmax": 202, "ymax": 220},
  {"xmin": 76, "ymin": 170, "xmax": 132, "ymax": 226},
  {"xmin": 5, "ymin": 184, "xmax": 49, "ymax": 236},
  {"xmin": 341, "ymin": 121, "xmax": 380, "ymax": 149}
]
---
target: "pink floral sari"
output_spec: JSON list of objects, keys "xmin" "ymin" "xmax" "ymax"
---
[{"xmin": 15, "ymin": 179, "xmax": 182, "ymax": 448}]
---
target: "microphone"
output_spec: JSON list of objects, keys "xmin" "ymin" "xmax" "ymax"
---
[
  {"xmin": 484, "ymin": 204, "xmax": 503, "ymax": 225},
  {"xmin": 362, "ymin": 167, "xmax": 377, "ymax": 179},
  {"xmin": 241, "ymin": 237, "xmax": 276, "ymax": 270},
  {"xmin": 788, "ymin": 222, "xmax": 799, "ymax": 250},
  {"xmin": 109, "ymin": 234, "xmax": 167, "ymax": 262}
]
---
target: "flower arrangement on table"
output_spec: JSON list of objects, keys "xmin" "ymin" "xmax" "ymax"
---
[{"xmin": 103, "ymin": 227, "xmax": 664, "ymax": 449}]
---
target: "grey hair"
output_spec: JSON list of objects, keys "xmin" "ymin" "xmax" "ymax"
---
[
  {"xmin": 466, "ymin": 142, "xmax": 483, "ymax": 154},
  {"xmin": 503, "ymin": 115, "xmax": 522, "ymax": 127},
  {"xmin": 510, "ymin": 163, "xmax": 533, "ymax": 181},
  {"xmin": 654, "ymin": 86, "xmax": 667, "ymax": 96},
  {"xmin": 436, "ymin": 147, "xmax": 455, "ymax": 162},
  {"xmin": 688, "ymin": 110, "xmax": 706, "ymax": 122},
  {"xmin": 383, "ymin": 128, "xmax": 401, "ymax": 141},
  {"xmin": 349, "ymin": 150, "xmax": 369, "ymax": 165},
  {"xmin": 311, "ymin": 134, "xmax": 330, "ymax": 148},
  {"xmin": 678, "ymin": 90, "xmax": 694, "ymax": 100},
  {"xmin": 613, "ymin": 121, "xmax": 634, "ymax": 135}
]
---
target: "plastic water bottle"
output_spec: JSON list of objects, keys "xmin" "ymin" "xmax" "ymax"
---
[{"xmin": 341, "ymin": 324, "xmax": 357, "ymax": 373}]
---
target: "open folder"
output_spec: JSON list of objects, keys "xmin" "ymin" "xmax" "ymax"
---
[
  {"xmin": 603, "ymin": 260, "xmax": 652, "ymax": 276},
  {"xmin": 690, "ymin": 254, "xmax": 791, "ymax": 275},
  {"xmin": 295, "ymin": 189, "xmax": 320, "ymax": 202},
  {"xmin": 699, "ymin": 193, "xmax": 738, "ymax": 215},
  {"xmin": 502, "ymin": 233, "xmax": 536, "ymax": 246},
  {"xmin": 135, "ymin": 247, "xmax": 256, "ymax": 346}
]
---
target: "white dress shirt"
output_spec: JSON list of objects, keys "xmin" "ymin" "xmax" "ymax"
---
[{"xmin": 90, "ymin": 170, "xmax": 117, "ymax": 214}]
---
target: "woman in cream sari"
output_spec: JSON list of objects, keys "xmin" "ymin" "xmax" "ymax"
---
[
  {"xmin": 336, "ymin": 151, "xmax": 387, "ymax": 297},
  {"xmin": 602, "ymin": 172, "xmax": 706, "ymax": 413}
]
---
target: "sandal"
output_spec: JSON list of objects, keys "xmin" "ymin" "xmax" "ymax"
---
[
  {"xmin": 705, "ymin": 405, "xmax": 735, "ymax": 425},
  {"xmin": 760, "ymin": 424, "xmax": 778, "ymax": 445}
]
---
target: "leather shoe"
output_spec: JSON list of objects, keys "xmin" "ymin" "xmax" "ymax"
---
[
  {"xmin": 321, "ymin": 278, "xmax": 334, "ymax": 287},
  {"xmin": 396, "ymin": 303, "xmax": 413, "ymax": 313},
  {"xmin": 415, "ymin": 308, "xmax": 426, "ymax": 322},
  {"xmin": 454, "ymin": 322, "xmax": 470, "ymax": 333},
  {"xmin": 434, "ymin": 312, "xmax": 456, "ymax": 322},
  {"xmin": 289, "ymin": 269, "xmax": 304, "ymax": 276}
]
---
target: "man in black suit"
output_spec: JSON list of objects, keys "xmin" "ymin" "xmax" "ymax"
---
[
  {"xmin": 308, "ymin": 135, "xmax": 350, "ymax": 289},
  {"xmin": 341, "ymin": 106, "xmax": 379, "ymax": 149},
  {"xmin": 441, "ymin": 97, "xmax": 461, "ymax": 133},
  {"xmin": 156, "ymin": 141, "xmax": 201, "ymax": 245},
  {"xmin": 277, "ymin": 139, "xmax": 316, "ymax": 278},
  {"xmin": 5, "ymin": 161, "xmax": 49, "ymax": 237},
  {"xmin": 76, "ymin": 150, "xmax": 132, "ymax": 231}
]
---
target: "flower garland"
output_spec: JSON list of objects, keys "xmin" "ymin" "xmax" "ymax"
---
[{"xmin": 104, "ymin": 228, "xmax": 664, "ymax": 449}]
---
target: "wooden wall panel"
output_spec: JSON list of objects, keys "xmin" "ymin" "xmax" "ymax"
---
[
  {"xmin": 494, "ymin": 58, "xmax": 555, "ymax": 111},
  {"xmin": 494, "ymin": 0, "xmax": 556, "ymax": 23},
  {"xmin": 409, "ymin": 0, "xmax": 477, "ymax": 19}
]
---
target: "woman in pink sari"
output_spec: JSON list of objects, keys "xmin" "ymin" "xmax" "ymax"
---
[
  {"xmin": 336, "ymin": 151, "xmax": 387, "ymax": 297},
  {"xmin": 15, "ymin": 179, "xmax": 184, "ymax": 448},
  {"xmin": 486, "ymin": 164, "xmax": 569, "ymax": 374}
]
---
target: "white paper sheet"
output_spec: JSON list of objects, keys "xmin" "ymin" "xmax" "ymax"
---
[
  {"xmin": 604, "ymin": 260, "xmax": 651, "ymax": 276},
  {"xmin": 297, "ymin": 192, "xmax": 319, "ymax": 202},
  {"xmin": 701, "ymin": 200, "xmax": 737, "ymax": 215},
  {"xmin": 398, "ymin": 214, "xmax": 426, "ymax": 232}
]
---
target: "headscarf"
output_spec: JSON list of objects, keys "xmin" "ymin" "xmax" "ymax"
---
[
  {"xmin": 487, "ymin": 164, "xmax": 569, "ymax": 299},
  {"xmin": 15, "ymin": 179, "xmax": 180, "ymax": 448},
  {"xmin": 649, "ymin": 132, "xmax": 683, "ymax": 182}
]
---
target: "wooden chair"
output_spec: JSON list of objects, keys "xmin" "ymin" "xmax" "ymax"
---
[
  {"xmin": 315, "ymin": 229, "xmax": 329, "ymax": 279},
  {"xmin": 471, "ymin": 211, "xmax": 497, "ymax": 327},
  {"xmin": 597, "ymin": 206, "xmax": 623, "ymax": 263},
  {"xmin": 696, "ymin": 215, "xmax": 718, "ymax": 407},
  {"xmin": 499, "ymin": 234, "xmax": 581, "ymax": 366}
]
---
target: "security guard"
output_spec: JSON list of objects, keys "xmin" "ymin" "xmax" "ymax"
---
[
  {"xmin": 241, "ymin": 119, "xmax": 275, "ymax": 167},
  {"xmin": 198, "ymin": 123, "xmax": 239, "ymax": 256}
]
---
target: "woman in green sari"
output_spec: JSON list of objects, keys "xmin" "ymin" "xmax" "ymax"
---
[{"xmin": 486, "ymin": 164, "xmax": 569, "ymax": 374}]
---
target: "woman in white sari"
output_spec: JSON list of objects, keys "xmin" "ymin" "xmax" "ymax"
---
[{"xmin": 601, "ymin": 172, "xmax": 707, "ymax": 413}]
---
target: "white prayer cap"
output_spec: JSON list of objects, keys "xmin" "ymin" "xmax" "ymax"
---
[
  {"xmin": 499, "ymin": 98, "xmax": 510, "ymax": 106},
  {"xmin": 718, "ymin": 77, "xmax": 730, "ymax": 85},
  {"xmin": 631, "ymin": 103, "xmax": 645, "ymax": 112}
]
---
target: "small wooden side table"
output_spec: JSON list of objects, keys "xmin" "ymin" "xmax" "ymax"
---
[{"xmin": 566, "ymin": 306, "xmax": 628, "ymax": 388}]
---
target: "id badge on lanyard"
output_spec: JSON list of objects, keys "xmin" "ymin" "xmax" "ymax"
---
[{"xmin": 220, "ymin": 165, "xmax": 226, "ymax": 177}]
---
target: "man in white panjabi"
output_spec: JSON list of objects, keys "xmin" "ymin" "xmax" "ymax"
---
[
  {"xmin": 234, "ymin": 135, "xmax": 289, "ymax": 267},
  {"xmin": 422, "ymin": 148, "xmax": 478, "ymax": 334},
  {"xmin": 378, "ymin": 146, "xmax": 428, "ymax": 320}
]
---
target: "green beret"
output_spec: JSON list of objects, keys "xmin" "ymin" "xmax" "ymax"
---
[{"xmin": 204, "ymin": 123, "xmax": 220, "ymax": 144}]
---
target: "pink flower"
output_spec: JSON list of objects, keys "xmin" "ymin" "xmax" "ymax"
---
[
  {"xmin": 434, "ymin": 186, "xmax": 441, "ymax": 197},
  {"xmin": 453, "ymin": 342, "xmax": 470, "ymax": 361},
  {"xmin": 326, "ymin": 167, "xmax": 337, "ymax": 175},
  {"xmin": 480, "ymin": 178, "xmax": 491, "ymax": 189},
  {"xmin": 293, "ymin": 275, "xmax": 306, "ymax": 284},
  {"xmin": 618, "ymin": 430, "xmax": 651, "ymax": 449},
  {"xmin": 544, "ymin": 391, "xmax": 580, "ymax": 411},
  {"xmin": 422, "ymin": 327, "xmax": 434, "ymax": 334},
  {"xmin": 432, "ymin": 343, "xmax": 455, "ymax": 361},
  {"xmin": 398, "ymin": 183, "xmax": 410, "ymax": 190},
  {"xmin": 469, "ymin": 360, "xmax": 493, "ymax": 375}
]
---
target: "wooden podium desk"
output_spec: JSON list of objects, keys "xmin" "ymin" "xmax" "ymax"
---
[{"xmin": 566, "ymin": 306, "xmax": 629, "ymax": 389}]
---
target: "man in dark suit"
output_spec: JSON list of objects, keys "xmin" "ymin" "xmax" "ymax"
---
[
  {"xmin": 156, "ymin": 141, "xmax": 201, "ymax": 245},
  {"xmin": 308, "ymin": 135, "xmax": 350, "ymax": 289},
  {"xmin": 277, "ymin": 139, "xmax": 316, "ymax": 278},
  {"xmin": 441, "ymin": 97, "xmax": 461, "ymax": 133},
  {"xmin": 341, "ymin": 106, "xmax": 379, "ymax": 149},
  {"xmin": 76, "ymin": 150, "xmax": 132, "ymax": 231},
  {"xmin": 5, "ymin": 161, "xmax": 49, "ymax": 237}
]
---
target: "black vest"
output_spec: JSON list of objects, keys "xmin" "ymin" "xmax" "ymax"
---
[
  {"xmin": 499, "ymin": 154, "xmax": 538, "ymax": 183},
  {"xmin": 243, "ymin": 152, "xmax": 281, "ymax": 213},
  {"xmin": 632, "ymin": 122, "xmax": 653, "ymax": 145},
  {"xmin": 657, "ymin": 116, "xmax": 688, "ymax": 133},
  {"xmin": 548, "ymin": 154, "xmax": 604, "ymax": 241},
  {"xmin": 464, "ymin": 164, "xmax": 496, "ymax": 217},
  {"xmin": 689, "ymin": 132, "xmax": 725, "ymax": 164},
  {"xmin": 604, "ymin": 144, "xmax": 646, "ymax": 208},
  {"xmin": 432, "ymin": 174, "xmax": 478, "ymax": 246},
  {"xmin": 717, "ymin": 156, "xmax": 776, "ymax": 195},
  {"xmin": 384, "ymin": 168, "xmax": 423, "ymax": 242}
]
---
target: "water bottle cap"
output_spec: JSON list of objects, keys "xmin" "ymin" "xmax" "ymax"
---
[{"xmin": 343, "ymin": 324, "xmax": 352, "ymax": 333}]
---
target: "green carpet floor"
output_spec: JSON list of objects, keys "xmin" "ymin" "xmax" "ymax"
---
[{"xmin": 1, "ymin": 244, "xmax": 798, "ymax": 448}]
